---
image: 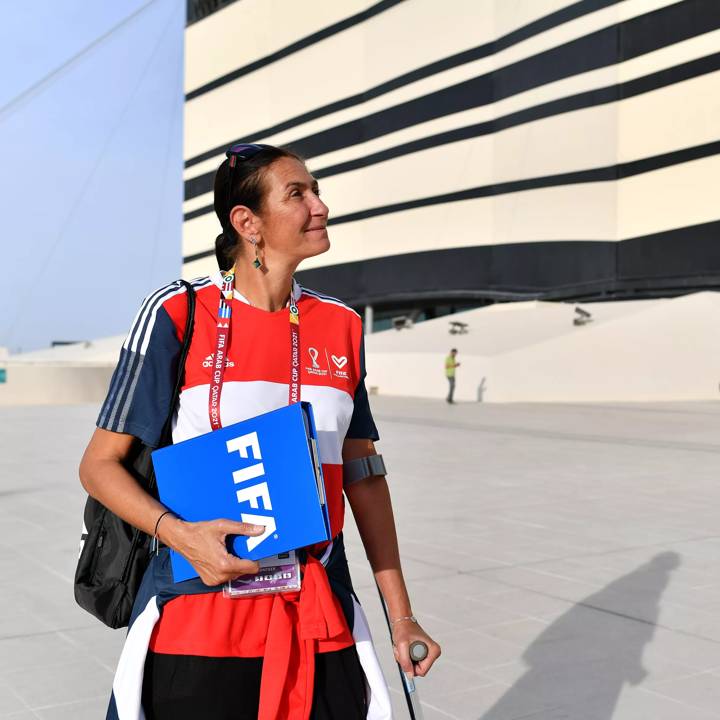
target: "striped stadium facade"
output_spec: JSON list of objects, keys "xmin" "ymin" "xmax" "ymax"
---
[{"xmin": 182, "ymin": 0, "xmax": 720, "ymax": 329}]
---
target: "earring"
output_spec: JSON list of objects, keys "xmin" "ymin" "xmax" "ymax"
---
[{"xmin": 250, "ymin": 236, "xmax": 262, "ymax": 269}]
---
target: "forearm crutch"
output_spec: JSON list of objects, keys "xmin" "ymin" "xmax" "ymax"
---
[{"xmin": 375, "ymin": 582, "xmax": 428, "ymax": 720}]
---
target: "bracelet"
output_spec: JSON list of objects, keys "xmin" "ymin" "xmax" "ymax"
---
[
  {"xmin": 153, "ymin": 509, "xmax": 175, "ymax": 551},
  {"xmin": 390, "ymin": 614, "xmax": 417, "ymax": 626}
]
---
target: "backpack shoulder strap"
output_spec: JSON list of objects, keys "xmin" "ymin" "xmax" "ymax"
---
[{"xmin": 159, "ymin": 280, "xmax": 196, "ymax": 446}]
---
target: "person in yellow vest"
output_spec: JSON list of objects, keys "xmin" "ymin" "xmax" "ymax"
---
[{"xmin": 445, "ymin": 348, "xmax": 460, "ymax": 403}]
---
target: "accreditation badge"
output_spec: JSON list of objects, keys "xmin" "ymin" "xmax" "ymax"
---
[{"xmin": 224, "ymin": 551, "xmax": 301, "ymax": 597}]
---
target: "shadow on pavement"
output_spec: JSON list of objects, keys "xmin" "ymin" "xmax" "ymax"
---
[{"xmin": 479, "ymin": 552, "xmax": 681, "ymax": 719}]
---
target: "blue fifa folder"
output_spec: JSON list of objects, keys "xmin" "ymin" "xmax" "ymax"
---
[{"xmin": 151, "ymin": 402, "xmax": 331, "ymax": 583}]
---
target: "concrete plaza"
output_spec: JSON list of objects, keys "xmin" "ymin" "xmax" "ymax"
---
[{"xmin": 1, "ymin": 397, "xmax": 720, "ymax": 719}]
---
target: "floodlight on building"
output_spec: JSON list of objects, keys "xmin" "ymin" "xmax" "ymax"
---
[
  {"xmin": 392, "ymin": 316, "xmax": 414, "ymax": 330},
  {"xmin": 573, "ymin": 307, "xmax": 593, "ymax": 327},
  {"xmin": 449, "ymin": 321, "xmax": 469, "ymax": 335}
]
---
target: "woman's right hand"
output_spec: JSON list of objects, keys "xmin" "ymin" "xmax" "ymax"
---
[{"xmin": 160, "ymin": 517, "xmax": 264, "ymax": 586}]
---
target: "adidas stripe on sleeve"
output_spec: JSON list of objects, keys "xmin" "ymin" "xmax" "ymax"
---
[{"xmin": 97, "ymin": 279, "xmax": 207, "ymax": 447}]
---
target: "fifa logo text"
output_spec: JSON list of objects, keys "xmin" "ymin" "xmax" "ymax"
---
[{"xmin": 226, "ymin": 431, "xmax": 276, "ymax": 551}]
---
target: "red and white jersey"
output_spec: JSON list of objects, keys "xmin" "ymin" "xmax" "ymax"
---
[
  {"xmin": 98, "ymin": 272, "xmax": 378, "ymax": 540},
  {"xmin": 97, "ymin": 274, "xmax": 378, "ymax": 659}
]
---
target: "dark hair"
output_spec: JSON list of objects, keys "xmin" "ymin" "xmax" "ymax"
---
[{"xmin": 213, "ymin": 145, "xmax": 304, "ymax": 270}]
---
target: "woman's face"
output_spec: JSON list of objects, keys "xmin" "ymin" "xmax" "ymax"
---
[{"xmin": 254, "ymin": 157, "xmax": 330, "ymax": 265}]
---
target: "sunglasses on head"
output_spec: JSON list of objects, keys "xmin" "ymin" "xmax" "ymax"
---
[{"xmin": 226, "ymin": 143, "xmax": 269, "ymax": 167}]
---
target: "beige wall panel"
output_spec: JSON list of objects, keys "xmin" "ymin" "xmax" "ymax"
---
[
  {"xmin": 184, "ymin": 191, "xmax": 215, "ymax": 215},
  {"xmin": 183, "ymin": 25, "xmax": 696, "ymax": 193},
  {"xmin": 616, "ymin": 0, "xmax": 681, "ymax": 21},
  {"xmin": 493, "ymin": 104, "xmax": 618, "ymax": 183},
  {"xmin": 184, "ymin": 6, "xmax": 705, "ymax": 183},
  {"xmin": 492, "ymin": 182, "xmax": 617, "ymax": 244},
  {"xmin": 496, "ymin": 0, "xmax": 677, "ymax": 37},
  {"xmin": 618, "ymin": 26, "xmax": 720, "ymax": 83},
  {"xmin": 184, "ymin": 0, "xmax": 655, "ymax": 163},
  {"xmin": 0, "ymin": 365, "xmax": 114, "ymax": 406},
  {"xmin": 618, "ymin": 155, "xmax": 720, "ymax": 239},
  {"xmin": 325, "ymin": 0, "xmax": 595, "ymax": 128},
  {"xmin": 184, "ymin": 159, "xmax": 232, "ymax": 184},
  {"xmin": 360, "ymin": 0, "xmax": 494, "ymax": 80},
  {"xmin": 183, "ymin": 211, "xmax": 222, "ymax": 257},
  {"xmin": 184, "ymin": 51, "xmax": 619, "ymax": 189},
  {"xmin": 291, "ymin": 67, "xmax": 712, "ymax": 221},
  {"xmin": 183, "ymin": 182, "xmax": 618, "ymax": 274},
  {"xmin": 302, "ymin": 66, "xmax": 619, "ymax": 175},
  {"xmin": 303, "ymin": 69, "xmax": 715, "ymax": 233},
  {"xmin": 185, "ymin": 27, "xmax": 365, "ymax": 159},
  {"xmin": 183, "ymin": 60, "xmax": 619, "ymax": 183},
  {"xmin": 183, "ymin": 0, "xmax": 716, "ymax": 290},
  {"xmin": 493, "ymin": 0, "xmax": 582, "ymax": 36},
  {"xmin": 183, "ymin": 254, "xmax": 217, "ymax": 281},
  {"xmin": 185, "ymin": 153, "xmax": 715, "ymax": 270},
  {"xmin": 618, "ymin": 70, "xmax": 720, "ymax": 162},
  {"xmin": 188, "ymin": 0, "xmax": 704, "ymax": 182},
  {"xmin": 301, "ymin": 2, "xmax": 704, "ymax": 176},
  {"xmin": 311, "ymin": 103, "xmax": 617, "ymax": 218},
  {"xmin": 185, "ymin": 0, "xmax": 494, "ymax": 158},
  {"xmin": 360, "ymin": 0, "xmax": 674, "ymax": 121},
  {"xmin": 297, "ymin": 196, "xmax": 491, "ymax": 270},
  {"xmin": 319, "ymin": 140, "xmax": 495, "ymax": 219},
  {"xmin": 185, "ymin": 0, "xmax": 369, "ymax": 92},
  {"xmin": 183, "ymin": 88, "xmax": 618, "ymax": 220},
  {"xmin": 304, "ymin": 182, "xmax": 616, "ymax": 270}
]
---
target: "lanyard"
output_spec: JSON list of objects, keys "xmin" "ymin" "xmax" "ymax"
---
[{"xmin": 208, "ymin": 268, "xmax": 300, "ymax": 430}]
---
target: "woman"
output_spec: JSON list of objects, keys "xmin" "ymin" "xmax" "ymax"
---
[{"xmin": 80, "ymin": 143, "xmax": 440, "ymax": 719}]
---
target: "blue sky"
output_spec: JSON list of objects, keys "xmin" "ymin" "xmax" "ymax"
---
[{"xmin": 0, "ymin": 0, "xmax": 184, "ymax": 353}]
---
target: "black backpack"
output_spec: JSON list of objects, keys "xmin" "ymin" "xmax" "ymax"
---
[{"xmin": 74, "ymin": 281, "xmax": 196, "ymax": 628}]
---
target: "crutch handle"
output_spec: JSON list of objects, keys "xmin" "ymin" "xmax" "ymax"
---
[{"xmin": 409, "ymin": 641, "xmax": 428, "ymax": 663}]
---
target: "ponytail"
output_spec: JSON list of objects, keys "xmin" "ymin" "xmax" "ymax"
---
[{"xmin": 214, "ymin": 230, "xmax": 237, "ymax": 271}]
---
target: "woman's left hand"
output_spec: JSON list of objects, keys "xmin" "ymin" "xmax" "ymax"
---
[{"xmin": 392, "ymin": 619, "xmax": 441, "ymax": 677}]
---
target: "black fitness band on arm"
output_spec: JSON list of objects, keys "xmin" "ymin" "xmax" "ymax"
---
[{"xmin": 342, "ymin": 454, "xmax": 387, "ymax": 487}]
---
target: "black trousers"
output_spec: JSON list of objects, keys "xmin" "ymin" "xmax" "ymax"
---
[{"xmin": 141, "ymin": 645, "xmax": 367, "ymax": 720}]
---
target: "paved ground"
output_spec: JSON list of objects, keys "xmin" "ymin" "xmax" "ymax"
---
[{"xmin": 2, "ymin": 397, "xmax": 720, "ymax": 719}]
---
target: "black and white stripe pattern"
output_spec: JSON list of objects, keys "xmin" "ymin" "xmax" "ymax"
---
[
  {"xmin": 181, "ymin": 0, "xmax": 720, "ymax": 305},
  {"xmin": 99, "ymin": 277, "xmax": 212, "ymax": 432}
]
